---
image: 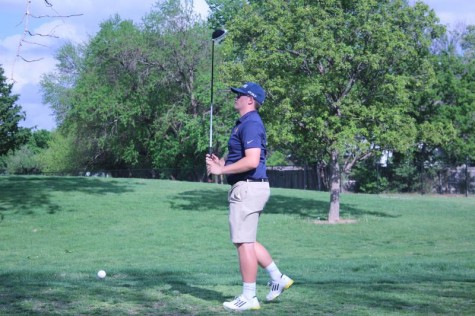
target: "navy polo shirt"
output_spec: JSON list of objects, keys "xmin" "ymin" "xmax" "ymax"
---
[{"xmin": 226, "ymin": 111, "xmax": 267, "ymax": 185}]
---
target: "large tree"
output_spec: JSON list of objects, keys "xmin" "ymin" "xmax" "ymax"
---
[
  {"xmin": 218, "ymin": 0, "xmax": 443, "ymax": 221},
  {"xmin": 411, "ymin": 24, "xmax": 475, "ymax": 169},
  {"xmin": 437, "ymin": 25, "xmax": 475, "ymax": 163},
  {"xmin": 142, "ymin": 0, "xmax": 234, "ymax": 177},
  {"xmin": 41, "ymin": 0, "xmax": 233, "ymax": 177},
  {"xmin": 41, "ymin": 42, "xmax": 85, "ymax": 127},
  {"xmin": 0, "ymin": 66, "xmax": 29, "ymax": 156}
]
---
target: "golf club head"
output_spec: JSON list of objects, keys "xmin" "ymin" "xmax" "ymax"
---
[{"xmin": 212, "ymin": 29, "xmax": 227, "ymax": 43}]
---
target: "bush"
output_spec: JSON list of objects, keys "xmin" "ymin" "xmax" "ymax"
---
[{"xmin": 3, "ymin": 145, "xmax": 42, "ymax": 174}]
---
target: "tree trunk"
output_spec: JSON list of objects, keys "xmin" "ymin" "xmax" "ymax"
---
[{"xmin": 328, "ymin": 150, "xmax": 340, "ymax": 223}]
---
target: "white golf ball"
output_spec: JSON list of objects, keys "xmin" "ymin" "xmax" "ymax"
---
[{"xmin": 97, "ymin": 270, "xmax": 106, "ymax": 279}]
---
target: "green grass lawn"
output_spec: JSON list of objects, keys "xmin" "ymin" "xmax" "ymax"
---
[{"xmin": 0, "ymin": 176, "xmax": 474, "ymax": 315}]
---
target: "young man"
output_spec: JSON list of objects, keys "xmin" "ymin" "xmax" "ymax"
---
[{"xmin": 206, "ymin": 82, "xmax": 293, "ymax": 311}]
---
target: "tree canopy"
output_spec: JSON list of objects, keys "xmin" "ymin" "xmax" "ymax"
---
[
  {"xmin": 217, "ymin": 0, "xmax": 444, "ymax": 221},
  {"xmin": 35, "ymin": 0, "xmax": 473, "ymax": 202},
  {"xmin": 41, "ymin": 0, "xmax": 234, "ymax": 177},
  {"xmin": 0, "ymin": 66, "xmax": 29, "ymax": 156}
]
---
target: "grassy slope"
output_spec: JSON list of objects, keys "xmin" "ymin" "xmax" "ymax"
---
[{"xmin": 0, "ymin": 176, "xmax": 473, "ymax": 315}]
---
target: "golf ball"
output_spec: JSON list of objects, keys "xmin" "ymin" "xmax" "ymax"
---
[{"xmin": 97, "ymin": 270, "xmax": 106, "ymax": 279}]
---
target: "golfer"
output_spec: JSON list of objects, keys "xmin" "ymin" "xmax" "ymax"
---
[{"xmin": 206, "ymin": 82, "xmax": 293, "ymax": 311}]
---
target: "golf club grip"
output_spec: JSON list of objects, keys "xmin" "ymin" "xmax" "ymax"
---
[{"xmin": 208, "ymin": 147, "xmax": 213, "ymax": 180}]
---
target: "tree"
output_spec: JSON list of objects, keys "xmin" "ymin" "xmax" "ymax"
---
[
  {"xmin": 218, "ymin": 0, "xmax": 443, "ymax": 221},
  {"xmin": 461, "ymin": 25, "xmax": 475, "ymax": 60},
  {"xmin": 40, "ymin": 0, "xmax": 232, "ymax": 177},
  {"xmin": 0, "ymin": 66, "xmax": 29, "ymax": 156},
  {"xmin": 448, "ymin": 25, "xmax": 475, "ymax": 162},
  {"xmin": 38, "ymin": 130, "xmax": 86, "ymax": 173},
  {"xmin": 142, "ymin": 0, "xmax": 234, "ymax": 177},
  {"xmin": 28, "ymin": 129, "xmax": 51, "ymax": 152},
  {"xmin": 3, "ymin": 145, "xmax": 40, "ymax": 175},
  {"xmin": 354, "ymin": 24, "xmax": 475, "ymax": 194},
  {"xmin": 41, "ymin": 42, "xmax": 85, "ymax": 126},
  {"xmin": 206, "ymin": 0, "xmax": 262, "ymax": 29},
  {"xmin": 422, "ymin": 24, "xmax": 475, "ymax": 165},
  {"xmin": 1, "ymin": 129, "xmax": 51, "ymax": 175}
]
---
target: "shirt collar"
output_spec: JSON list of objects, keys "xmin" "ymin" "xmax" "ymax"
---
[{"xmin": 237, "ymin": 110, "xmax": 257, "ymax": 124}]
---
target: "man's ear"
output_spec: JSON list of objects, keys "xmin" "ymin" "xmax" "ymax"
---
[{"xmin": 249, "ymin": 97, "xmax": 257, "ymax": 109}]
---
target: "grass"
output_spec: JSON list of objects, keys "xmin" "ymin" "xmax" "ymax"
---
[{"xmin": 0, "ymin": 176, "xmax": 474, "ymax": 315}]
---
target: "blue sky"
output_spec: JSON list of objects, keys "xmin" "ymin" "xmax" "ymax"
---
[{"xmin": 0, "ymin": 0, "xmax": 474, "ymax": 131}]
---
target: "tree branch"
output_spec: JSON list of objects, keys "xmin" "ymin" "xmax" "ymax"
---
[
  {"xmin": 10, "ymin": 0, "xmax": 82, "ymax": 81},
  {"xmin": 343, "ymin": 151, "xmax": 372, "ymax": 174},
  {"xmin": 30, "ymin": 13, "xmax": 84, "ymax": 19}
]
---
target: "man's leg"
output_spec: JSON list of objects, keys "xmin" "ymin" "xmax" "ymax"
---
[
  {"xmin": 236, "ymin": 242, "xmax": 258, "ymax": 282},
  {"xmin": 254, "ymin": 241, "xmax": 294, "ymax": 301},
  {"xmin": 236, "ymin": 241, "xmax": 276, "ymax": 282},
  {"xmin": 255, "ymin": 241, "xmax": 273, "ymax": 268},
  {"xmin": 223, "ymin": 242, "xmax": 261, "ymax": 311}
]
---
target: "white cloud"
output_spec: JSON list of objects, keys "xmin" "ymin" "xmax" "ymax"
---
[
  {"xmin": 423, "ymin": 0, "xmax": 475, "ymax": 27},
  {"xmin": 4, "ymin": 0, "xmax": 473, "ymax": 131},
  {"xmin": 1, "ymin": 0, "xmax": 210, "ymax": 130},
  {"xmin": 20, "ymin": 101, "xmax": 56, "ymax": 131}
]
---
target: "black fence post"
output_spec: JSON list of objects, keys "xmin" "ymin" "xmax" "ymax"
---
[
  {"xmin": 317, "ymin": 164, "xmax": 321, "ymax": 191},
  {"xmin": 303, "ymin": 164, "xmax": 308, "ymax": 190},
  {"xmin": 466, "ymin": 156, "xmax": 469, "ymax": 197},
  {"xmin": 420, "ymin": 159, "xmax": 427, "ymax": 195}
]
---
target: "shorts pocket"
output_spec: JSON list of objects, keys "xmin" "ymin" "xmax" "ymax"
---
[{"xmin": 228, "ymin": 182, "xmax": 248, "ymax": 203}]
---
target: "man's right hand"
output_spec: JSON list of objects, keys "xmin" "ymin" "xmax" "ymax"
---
[{"xmin": 206, "ymin": 154, "xmax": 225, "ymax": 175}]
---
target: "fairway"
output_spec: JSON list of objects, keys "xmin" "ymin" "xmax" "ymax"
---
[{"xmin": 0, "ymin": 176, "xmax": 474, "ymax": 315}]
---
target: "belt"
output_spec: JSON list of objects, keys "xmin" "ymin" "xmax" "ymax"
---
[
  {"xmin": 229, "ymin": 178, "xmax": 269, "ymax": 186},
  {"xmin": 245, "ymin": 178, "xmax": 268, "ymax": 182}
]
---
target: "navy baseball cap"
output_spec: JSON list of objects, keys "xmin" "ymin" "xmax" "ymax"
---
[{"xmin": 230, "ymin": 82, "xmax": 266, "ymax": 105}]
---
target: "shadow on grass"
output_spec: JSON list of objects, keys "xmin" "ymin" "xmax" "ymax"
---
[
  {"xmin": 0, "ymin": 176, "xmax": 134, "ymax": 218},
  {"xmin": 169, "ymin": 189, "xmax": 398, "ymax": 220},
  {"xmin": 1, "ymin": 269, "xmax": 472, "ymax": 315},
  {"xmin": 0, "ymin": 270, "xmax": 227, "ymax": 315},
  {"xmin": 291, "ymin": 274, "xmax": 475, "ymax": 315}
]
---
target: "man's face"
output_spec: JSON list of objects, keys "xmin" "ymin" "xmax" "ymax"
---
[{"xmin": 234, "ymin": 93, "xmax": 253, "ymax": 111}]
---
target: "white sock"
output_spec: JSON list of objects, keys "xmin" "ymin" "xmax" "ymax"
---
[
  {"xmin": 265, "ymin": 261, "xmax": 282, "ymax": 281},
  {"xmin": 242, "ymin": 282, "xmax": 256, "ymax": 300}
]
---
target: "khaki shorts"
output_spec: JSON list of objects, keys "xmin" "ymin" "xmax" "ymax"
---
[{"xmin": 228, "ymin": 181, "xmax": 270, "ymax": 243}]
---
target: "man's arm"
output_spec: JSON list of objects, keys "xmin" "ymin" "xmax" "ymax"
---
[{"xmin": 207, "ymin": 148, "xmax": 260, "ymax": 176}]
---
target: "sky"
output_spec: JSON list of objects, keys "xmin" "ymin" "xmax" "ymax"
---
[{"xmin": 0, "ymin": 0, "xmax": 474, "ymax": 131}]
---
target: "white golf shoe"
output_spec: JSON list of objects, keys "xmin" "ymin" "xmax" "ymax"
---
[
  {"xmin": 266, "ymin": 274, "xmax": 294, "ymax": 301},
  {"xmin": 223, "ymin": 295, "xmax": 261, "ymax": 311}
]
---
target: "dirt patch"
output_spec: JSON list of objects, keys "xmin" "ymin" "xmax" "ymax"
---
[{"xmin": 313, "ymin": 219, "xmax": 357, "ymax": 225}]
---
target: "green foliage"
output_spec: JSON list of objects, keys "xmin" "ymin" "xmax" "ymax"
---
[
  {"xmin": 461, "ymin": 25, "xmax": 475, "ymax": 59},
  {"xmin": 420, "ymin": 24, "xmax": 475, "ymax": 164},
  {"xmin": 40, "ymin": 0, "xmax": 235, "ymax": 175},
  {"xmin": 27, "ymin": 129, "xmax": 51, "ymax": 152},
  {"xmin": 351, "ymin": 158, "xmax": 389, "ymax": 194},
  {"xmin": 266, "ymin": 150, "xmax": 290, "ymax": 166},
  {"xmin": 351, "ymin": 152, "xmax": 448, "ymax": 194},
  {"xmin": 206, "ymin": 0, "xmax": 256, "ymax": 29},
  {"xmin": 1, "ymin": 130, "xmax": 52, "ymax": 174},
  {"xmin": 36, "ymin": 0, "xmax": 471, "ymax": 195},
  {"xmin": 2, "ymin": 145, "xmax": 41, "ymax": 175},
  {"xmin": 219, "ymin": 0, "xmax": 443, "ymax": 218},
  {"xmin": 41, "ymin": 42, "xmax": 85, "ymax": 126},
  {"xmin": 221, "ymin": 0, "xmax": 442, "ymax": 159},
  {"xmin": 388, "ymin": 154, "xmax": 421, "ymax": 193},
  {"xmin": 38, "ymin": 131, "xmax": 86, "ymax": 173},
  {"xmin": 0, "ymin": 66, "xmax": 29, "ymax": 156}
]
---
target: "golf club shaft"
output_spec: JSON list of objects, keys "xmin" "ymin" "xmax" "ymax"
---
[
  {"xmin": 209, "ymin": 40, "xmax": 215, "ymax": 156},
  {"xmin": 208, "ymin": 105, "xmax": 213, "ymax": 156}
]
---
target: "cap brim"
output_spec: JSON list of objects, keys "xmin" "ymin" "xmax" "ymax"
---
[
  {"xmin": 230, "ymin": 87, "xmax": 246, "ymax": 94},
  {"xmin": 230, "ymin": 87, "xmax": 262, "ymax": 105}
]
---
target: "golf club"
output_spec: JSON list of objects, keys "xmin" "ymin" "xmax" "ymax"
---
[{"xmin": 209, "ymin": 29, "xmax": 227, "ymax": 155}]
